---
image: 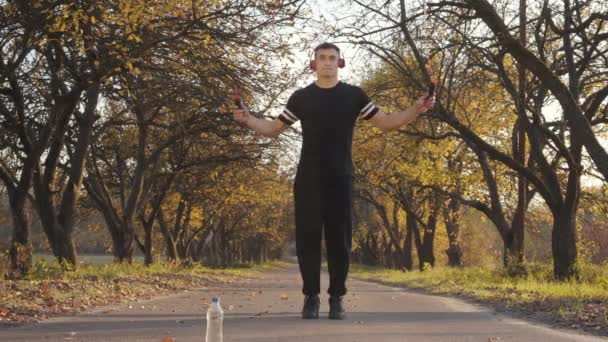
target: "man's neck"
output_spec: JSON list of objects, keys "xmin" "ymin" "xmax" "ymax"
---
[{"xmin": 314, "ymin": 77, "xmax": 339, "ymax": 89}]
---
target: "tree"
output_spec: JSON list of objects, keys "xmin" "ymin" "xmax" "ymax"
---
[
  {"xmin": 83, "ymin": 0, "xmax": 306, "ymax": 264},
  {"xmin": 336, "ymin": 0, "xmax": 607, "ymax": 280},
  {"xmin": 1, "ymin": 0, "xmax": 308, "ymax": 272}
]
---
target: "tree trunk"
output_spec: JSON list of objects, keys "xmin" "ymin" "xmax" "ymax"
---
[
  {"xmin": 420, "ymin": 227, "xmax": 436, "ymax": 270},
  {"xmin": 380, "ymin": 235, "xmax": 388, "ymax": 267},
  {"xmin": 443, "ymin": 199, "xmax": 463, "ymax": 268},
  {"xmin": 1, "ymin": 156, "xmax": 38, "ymax": 279},
  {"xmin": 36, "ymin": 203, "xmax": 78, "ymax": 269},
  {"xmin": 143, "ymin": 222, "xmax": 154, "ymax": 266},
  {"xmin": 506, "ymin": 0, "xmax": 527, "ymax": 276},
  {"xmin": 110, "ymin": 227, "xmax": 134, "ymax": 263},
  {"xmin": 263, "ymin": 245, "xmax": 268, "ymax": 263},
  {"xmin": 33, "ymin": 85, "xmax": 99, "ymax": 270},
  {"xmin": 54, "ymin": 232, "xmax": 78, "ymax": 268},
  {"xmin": 164, "ymin": 235, "xmax": 178, "ymax": 262},
  {"xmin": 176, "ymin": 204, "xmax": 192, "ymax": 264},
  {"xmin": 411, "ymin": 220, "xmax": 423, "ymax": 270},
  {"xmin": 95, "ymin": 204, "xmax": 137, "ymax": 264},
  {"xmin": 445, "ymin": 242, "xmax": 463, "ymax": 268},
  {"xmin": 503, "ymin": 228, "xmax": 525, "ymax": 274},
  {"xmin": 552, "ymin": 210, "xmax": 578, "ymax": 280},
  {"xmin": 419, "ymin": 198, "xmax": 440, "ymax": 271},
  {"xmin": 213, "ymin": 234, "xmax": 221, "ymax": 266},
  {"xmin": 157, "ymin": 209, "xmax": 178, "ymax": 261},
  {"xmin": 6, "ymin": 192, "xmax": 32, "ymax": 279},
  {"xmin": 403, "ymin": 211, "xmax": 415, "ymax": 271}
]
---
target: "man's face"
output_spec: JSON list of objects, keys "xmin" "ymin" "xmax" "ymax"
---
[{"xmin": 315, "ymin": 48, "xmax": 339, "ymax": 77}]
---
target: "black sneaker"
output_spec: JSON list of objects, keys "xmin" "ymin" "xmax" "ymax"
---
[
  {"xmin": 301, "ymin": 294, "xmax": 320, "ymax": 319},
  {"xmin": 328, "ymin": 295, "xmax": 346, "ymax": 319}
]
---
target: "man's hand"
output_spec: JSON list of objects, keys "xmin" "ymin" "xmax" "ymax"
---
[
  {"xmin": 231, "ymin": 102, "xmax": 251, "ymax": 125},
  {"xmin": 414, "ymin": 94, "xmax": 436, "ymax": 115},
  {"xmin": 229, "ymin": 99, "xmax": 286, "ymax": 137}
]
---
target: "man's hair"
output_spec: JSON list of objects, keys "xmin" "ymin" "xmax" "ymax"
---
[{"xmin": 313, "ymin": 42, "xmax": 340, "ymax": 58}]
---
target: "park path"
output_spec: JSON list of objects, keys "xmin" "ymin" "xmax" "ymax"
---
[{"xmin": 0, "ymin": 259, "xmax": 605, "ymax": 342}]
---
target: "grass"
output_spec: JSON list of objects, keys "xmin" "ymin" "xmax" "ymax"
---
[
  {"xmin": 0, "ymin": 255, "xmax": 293, "ymax": 327},
  {"xmin": 32, "ymin": 253, "xmax": 145, "ymax": 265},
  {"xmin": 346, "ymin": 261, "xmax": 608, "ymax": 301},
  {"xmin": 341, "ymin": 261, "xmax": 608, "ymax": 336},
  {"xmin": 25, "ymin": 255, "xmax": 291, "ymax": 281}
]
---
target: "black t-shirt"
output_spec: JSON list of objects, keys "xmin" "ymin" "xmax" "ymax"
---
[{"xmin": 278, "ymin": 80, "xmax": 379, "ymax": 179}]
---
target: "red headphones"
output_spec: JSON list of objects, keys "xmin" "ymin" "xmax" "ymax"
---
[{"xmin": 310, "ymin": 48, "xmax": 345, "ymax": 71}]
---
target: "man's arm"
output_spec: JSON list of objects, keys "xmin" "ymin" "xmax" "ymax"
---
[
  {"xmin": 232, "ymin": 102, "xmax": 289, "ymax": 138},
  {"xmin": 245, "ymin": 116, "xmax": 288, "ymax": 138},
  {"xmin": 368, "ymin": 95, "xmax": 435, "ymax": 132}
]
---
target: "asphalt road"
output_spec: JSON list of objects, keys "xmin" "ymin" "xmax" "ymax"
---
[{"xmin": 1, "ymin": 261, "xmax": 605, "ymax": 342}]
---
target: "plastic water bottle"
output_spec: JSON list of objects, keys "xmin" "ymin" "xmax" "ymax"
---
[{"xmin": 205, "ymin": 296, "xmax": 223, "ymax": 342}]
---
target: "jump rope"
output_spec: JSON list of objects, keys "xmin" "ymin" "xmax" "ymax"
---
[{"xmin": 423, "ymin": 0, "xmax": 436, "ymax": 102}]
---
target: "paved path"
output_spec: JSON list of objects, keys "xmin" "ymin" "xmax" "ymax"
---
[{"xmin": 1, "ymin": 261, "xmax": 605, "ymax": 341}]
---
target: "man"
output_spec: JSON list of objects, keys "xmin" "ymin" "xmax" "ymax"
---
[{"xmin": 231, "ymin": 42, "xmax": 435, "ymax": 320}]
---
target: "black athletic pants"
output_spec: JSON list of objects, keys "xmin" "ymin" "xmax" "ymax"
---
[{"xmin": 294, "ymin": 174, "xmax": 354, "ymax": 297}]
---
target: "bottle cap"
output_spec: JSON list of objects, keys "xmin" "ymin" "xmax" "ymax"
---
[{"xmin": 212, "ymin": 297, "xmax": 219, "ymax": 303}]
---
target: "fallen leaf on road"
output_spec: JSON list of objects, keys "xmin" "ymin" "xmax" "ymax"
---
[
  {"xmin": 161, "ymin": 337, "xmax": 175, "ymax": 342},
  {"xmin": 280, "ymin": 294, "xmax": 288, "ymax": 300}
]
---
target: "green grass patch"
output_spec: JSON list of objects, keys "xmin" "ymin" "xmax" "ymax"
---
[
  {"xmin": 342, "ymin": 261, "xmax": 608, "ymax": 335},
  {"xmin": 346, "ymin": 262, "xmax": 608, "ymax": 301}
]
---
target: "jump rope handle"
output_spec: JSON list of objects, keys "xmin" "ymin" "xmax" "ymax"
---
[
  {"xmin": 232, "ymin": 94, "xmax": 243, "ymax": 109},
  {"xmin": 426, "ymin": 82, "xmax": 435, "ymax": 100}
]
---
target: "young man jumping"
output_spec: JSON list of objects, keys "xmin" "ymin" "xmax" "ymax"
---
[{"xmin": 231, "ymin": 42, "xmax": 435, "ymax": 320}]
